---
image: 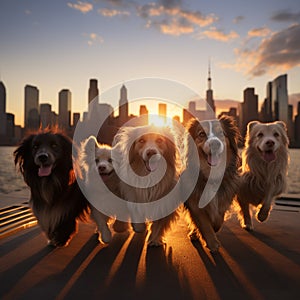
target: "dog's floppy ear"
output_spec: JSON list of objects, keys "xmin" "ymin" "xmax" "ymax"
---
[
  {"xmin": 275, "ymin": 121, "xmax": 287, "ymax": 132},
  {"xmin": 186, "ymin": 118, "xmax": 201, "ymax": 139},
  {"xmin": 14, "ymin": 134, "xmax": 36, "ymax": 174},
  {"xmin": 247, "ymin": 121, "xmax": 260, "ymax": 133}
]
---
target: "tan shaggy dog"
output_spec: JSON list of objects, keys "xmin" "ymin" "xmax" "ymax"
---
[
  {"xmin": 79, "ymin": 136, "xmax": 128, "ymax": 244},
  {"xmin": 237, "ymin": 121, "xmax": 289, "ymax": 231},
  {"xmin": 184, "ymin": 116, "xmax": 241, "ymax": 252},
  {"xmin": 113, "ymin": 125, "xmax": 180, "ymax": 246}
]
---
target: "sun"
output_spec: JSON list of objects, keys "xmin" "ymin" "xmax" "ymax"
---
[{"xmin": 130, "ymin": 98, "xmax": 182, "ymax": 127}]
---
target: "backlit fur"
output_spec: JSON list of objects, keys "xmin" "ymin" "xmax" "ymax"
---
[
  {"xmin": 113, "ymin": 125, "xmax": 180, "ymax": 246},
  {"xmin": 237, "ymin": 121, "xmax": 289, "ymax": 230},
  {"xmin": 79, "ymin": 136, "xmax": 128, "ymax": 243},
  {"xmin": 184, "ymin": 115, "xmax": 241, "ymax": 252},
  {"xmin": 14, "ymin": 128, "xmax": 88, "ymax": 247}
]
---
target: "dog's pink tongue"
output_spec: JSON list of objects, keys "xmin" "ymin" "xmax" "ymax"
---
[
  {"xmin": 38, "ymin": 165, "xmax": 52, "ymax": 177},
  {"xmin": 147, "ymin": 154, "xmax": 161, "ymax": 172},
  {"xmin": 208, "ymin": 154, "xmax": 219, "ymax": 166},
  {"xmin": 263, "ymin": 151, "xmax": 276, "ymax": 162}
]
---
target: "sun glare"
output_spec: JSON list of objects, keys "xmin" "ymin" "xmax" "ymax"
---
[
  {"xmin": 130, "ymin": 98, "xmax": 183, "ymax": 128},
  {"xmin": 148, "ymin": 114, "xmax": 171, "ymax": 127}
]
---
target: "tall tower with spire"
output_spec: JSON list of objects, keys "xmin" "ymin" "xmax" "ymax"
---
[
  {"xmin": 119, "ymin": 84, "xmax": 128, "ymax": 126},
  {"xmin": 206, "ymin": 60, "xmax": 216, "ymax": 119}
]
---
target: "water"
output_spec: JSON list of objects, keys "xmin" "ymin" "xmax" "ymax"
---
[{"xmin": 0, "ymin": 146, "xmax": 299, "ymax": 195}]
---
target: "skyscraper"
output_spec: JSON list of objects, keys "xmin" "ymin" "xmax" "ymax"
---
[
  {"xmin": 272, "ymin": 74, "xmax": 288, "ymax": 124},
  {"xmin": 40, "ymin": 103, "xmax": 52, "ymax": 129},
  {"xmin": 0, "ymin": 81, "xmax": 6, "ymax": 136},
  {"xmin": 88, "ymin": 79, "xmax": 99, "ymax": 104},
  {"xmin": 239, "ymin": 87, "xmax": 258, "ymax": 136},
  {"xmin": 206, "ymin": 61, "xmax": 216, "ymax": 119},
  {"xmin": 159, "ymin": 103, "xmax": 167, "ymax": 124},
  {"xmin": 58, "ymin": 89, "xmax": 71, "ymax": 129},
  {"xmin": 139, "ymin": 105, "xmax": 148, "ymax": 125},
  {"xmin": 118, "ymin": 84, "xmax": 128, "ymax": 125},
  {"xmin": 24, "ymin": 85, "xmax": 39, "ymax": 130}
]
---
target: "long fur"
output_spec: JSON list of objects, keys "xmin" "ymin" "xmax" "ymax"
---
[
  {"xmin": 14, "ymin": 128, "xmax": 88, "ymax": 247},
  {"xmin": 113, "ymin": 125, "xmax": 180, "ymax": 246},
  {"xmin": 184, "ymin": 115, "xmax": 241, "ymax": 252},
  {"xmin": 237, "ymin": 121, "xmax": 289, "ymax": 230},
  {"xmin": 79, "ymin": 136, "xmax": 128, "ymax": 244}
]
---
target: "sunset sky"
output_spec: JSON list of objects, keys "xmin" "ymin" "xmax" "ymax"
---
[{"xmin": 0, "ymin": 0, "xmax": 299, "ymax": 126}]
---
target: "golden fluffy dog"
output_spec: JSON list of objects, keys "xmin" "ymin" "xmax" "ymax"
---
[
  {"xmin": 237, "ymin": 121, "xmax": 289, "ymax": 230},
  {"xmin": 113, "ymin": 125, "xmax": 179, "ymax": 246},
  {"xmin": 79, "ymin": 136, "xmax": 128, "ymax": 243},
  {"xmin": 184, "ymin": 116, "xmax": 241, "ymax": 252}
]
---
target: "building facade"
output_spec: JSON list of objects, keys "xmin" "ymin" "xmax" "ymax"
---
[
  {"xmin": 24, "ymin": 85, "xmax": 39, "ymax": 130},
  {"xmin": 58, "ymin": 89, "xmax": 71, "ymax": 129},
  {"xmin": 0, "ymin": 81, "xmax": 6, "ymax": 136}
]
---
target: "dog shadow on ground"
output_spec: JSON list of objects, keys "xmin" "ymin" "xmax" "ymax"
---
[{"xmin": 3, "ymin": 227, "xmax": 194, "ymax": 300}]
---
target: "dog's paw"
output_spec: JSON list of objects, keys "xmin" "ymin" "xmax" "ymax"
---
[
  {"xmin": 243, "ymin": 224, "xmax": 254, "ymax": 231},
  {"xmin": 148, "ymin": 238, "xmax": 165, "ymax": 247},
  {"xmin": 257, "ymin": 209, "xmax": 269, "ymax": 222},
  {"xmin": 98, "ymin": 228, "xmax": 112, "ymax": 244},
  {"xmin": 132, "ymin": 223, "xmax": 146, "ymax": 233},
  {"xmin": 113, "ymin": 220, "xmax": 129, "ymax": 233}
]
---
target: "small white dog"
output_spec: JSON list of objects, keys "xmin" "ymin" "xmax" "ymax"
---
[
  {"xmin": 237, "ymin": 121, "xmax": 289, "ymax": 230},
  {"xmin": 79, "ymin": 136, "xmax": 127, "ymax": 243}
]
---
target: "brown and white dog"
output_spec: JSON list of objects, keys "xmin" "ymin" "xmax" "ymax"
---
[
  {"xmin": 183, "ymin": 116, "xmax": 241, "ymax": 252},
  {"xmin": 237, "ymin": 121, "xmax": 289, "ymax": 230},
  {"xmin": 79, "ymin": 136, "xmax": 128, "ymax": 243},
  {"xmin": 113, "ymin": 125, "xmax": 180, "ymax": 246}
]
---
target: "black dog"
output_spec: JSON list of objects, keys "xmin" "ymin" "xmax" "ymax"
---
[{"xmin": 14, "ymin": 129, "xmax": 89, "ymax": 247}]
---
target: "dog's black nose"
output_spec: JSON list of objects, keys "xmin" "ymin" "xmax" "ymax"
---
[
  {"xmin": 98, "ymin": 166, "xmax": 106, "ymax": 172},
  {"xmin": 37, "ymin": 153, "xmax": 49, "ymax": 163},
  {"xmin": 146, "ymin": 149, "xmax": 158, "ymax": 158},
  {"xmin": 266, "ymin": 140, "xmax": 275, "ymax": 147}
]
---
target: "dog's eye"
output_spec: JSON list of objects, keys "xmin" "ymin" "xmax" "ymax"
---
[
  {"xmin": 274, "ymin": 132, "xmax": 279, "ymax": 138},
  {"xmin": 156, "ymin": 137, "xmax": 163, "ymax": 144},
  {"xmin": 51, "ymin": 143, "xmax": 57, "ymax": 148},
  {"xmin": 138, "ymin": 138, "xmax": 145, "ymax": 144},
  {"xmin": 95, "ymin": 158, "xmax": 99, "ymax": 163},
  {"xmin": 198, "ymin": 131, "xmax": 206, "ymax": 138},
  {"xmin": 108, "ymin": 158, "xmax": 112, "ymax": 163},
  {"xmin": 257, "ymin": 132, "xmax": 263, "ymax": 138},
  {"xmin": 32, "ymin": 144, "xmax": 38, "ymax": 150}
]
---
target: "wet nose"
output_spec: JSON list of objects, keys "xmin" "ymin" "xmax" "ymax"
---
[
  {"xmin": 210, "ymin": 139, "xmax": 222, "ymax": 152},
  {"xmin": 266, "ymin": 140, "xmax": 275, "ymax": 147},
  {"xmin": 146, "ymin": 149, "xmax": 158, "ymax": 158},
  {"xmin": 98, "ymin": 165, "xmax": 106, "ymax": 172},
  {"xmin": 37, "ymin": 153, "xmax": 49, "ymax": 163}
]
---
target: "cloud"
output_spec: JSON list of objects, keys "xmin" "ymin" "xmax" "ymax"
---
[
  {"xmin": 137, "ymin": 2, "xmax": 217, "ymax": 36},
  {"xmin": 98, "ymin": 8, "xmax": 130, "ymax": 17},
  {"xmin": 84, "ymin": 33, "xmax": 104, "ymax": 46},
  {"xmin": 25, "ymin": 9, "xmax": 32, "ymax": 15},
  {"xmin": 199, "ymin": 27, "xmax": 239, "ymax": 41},
  {"xmin": 271, "ymin": 10, "xmax": 300, "ymax": 22},
  {"xmin": 232, "ymin": 24, "xmax": 300, "ymax": 77},
  {"xmin": 153, "ymin": 18, "xmax": 194, "ymax": 36},
  {"xmin": 248, "ymin": 27, "xmax": 271, "ymax": 37},
  {"xmin": 67, "ymin": 1, "xmax": 93, "ymax": 14}
]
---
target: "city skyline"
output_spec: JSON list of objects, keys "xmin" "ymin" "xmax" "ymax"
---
[
  {"xmin": 0, "ymin": 1, "xmax": 299, "ymax": 126},
  {"xmin": 1, "ymin": 73, "xmax": 300, "ymax": 147}
]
